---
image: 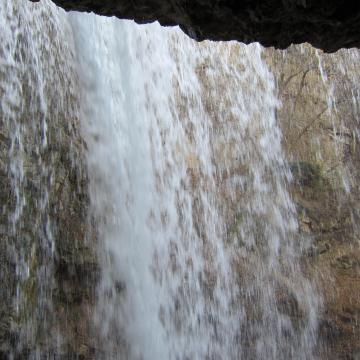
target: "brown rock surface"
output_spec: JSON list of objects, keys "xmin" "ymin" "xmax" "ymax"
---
[
  {"xmin": 0, "ymin": 2, "xmax": 99, "ymax": 357},
  {"xmin": 264, "ymin": 44, "xmax": 360, "ymax": 359}
]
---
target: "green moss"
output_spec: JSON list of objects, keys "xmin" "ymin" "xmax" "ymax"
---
[
  {"xmin": 290, "ymin": 161, "xmax": 336, "ymax": 201},
  {"xmin": 291, "ymin": 162, "xmax": 323, "ymax": 189},
  {"xmin": 227, "ymin": 212, "xmax": 244, "ymax": 238}
]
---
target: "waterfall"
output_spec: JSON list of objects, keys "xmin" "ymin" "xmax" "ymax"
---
[
  {"xmin": 69, "ymin": 12, "xmax": 318, "ymax": 360},
  {"xmin": 3, "ymin": 1, "xmax": 360, "ymax": 359},
  {"xmin": 0, "ymin": 0, "xmax": 81, "ymax": 357}
]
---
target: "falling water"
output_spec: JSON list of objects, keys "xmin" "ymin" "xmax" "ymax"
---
[
  {"xmin": 3, "ymin": 0, "xmax": 360, "ymax": 359},
  {"xmin": 69, "ymin": 12, "xmax": 318, "ymax": 360},
  {"xmin": 0, "ymin": 0, "xmax": 82, "ymax": 357}
]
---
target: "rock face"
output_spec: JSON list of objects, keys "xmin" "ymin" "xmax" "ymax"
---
[
  {"xmin": 190, "ymin": 41, "xmax": 360, "ymax": 358},
  {"xmin": 264, "ymin": 45, "xmax": 360, "ymax": 359},
  {"xmin": 0, "ymin": 2, "xmax": 99, "ymax": 357},
  {"xmin": 31, "ymin": 0, "xmax": 360, "ymax": 52}
]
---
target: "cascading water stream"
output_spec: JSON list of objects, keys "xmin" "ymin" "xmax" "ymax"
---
[
  {"xmin": 0, "ymin": 0, "xmax": 82, "ymax": 357},
  {"xmin": 3, "ymin": 0, "xmax": 360, "ymax": 359},
  {"xmin": 69, "ymin": 12, "xmax": 319, "ymax": 360}
]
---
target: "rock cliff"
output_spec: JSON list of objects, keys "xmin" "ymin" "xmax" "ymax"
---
[
  {"xmin": 0, "ymin": 3, "xmax": 99, "ymax": 357},
  {"xmin": 264, "ymin": 44, "xmax": 360, "ymax": 359}
]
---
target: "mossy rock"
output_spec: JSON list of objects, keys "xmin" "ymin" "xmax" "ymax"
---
[{"xmin": 291, "ymin": 162, "xmax": 325, "ymax": 189}]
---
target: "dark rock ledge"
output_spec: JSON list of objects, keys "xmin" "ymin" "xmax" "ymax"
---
[{"xmin": 30, "ymin": 0, "xmax": 360, "ymax": 52}]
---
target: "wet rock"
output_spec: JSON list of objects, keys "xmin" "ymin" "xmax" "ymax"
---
[
  {"xmin": 308, "ymin": 241, "xmax": 330, "ymax": 257},
  {"xmin": 264, "ymin": 44, "xmax": 360, "ymax": 359},
  {"xmin": 0, "ymin": 5, "xmax": 99, "ymax": 355},
  {"xmin": 332, "ymin": 255, "xmax": 360, "ymax": 270},
  {"xmin": 275, "ymin": 283, "xmax": 305, "ymax": 326},
  {"xmin": 291, "ymin": 162, "xmax": 324, "ymax": 188},
  {"xmin": 30, "ymin": 0, "xmax": 360, "ymax": 52}
]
